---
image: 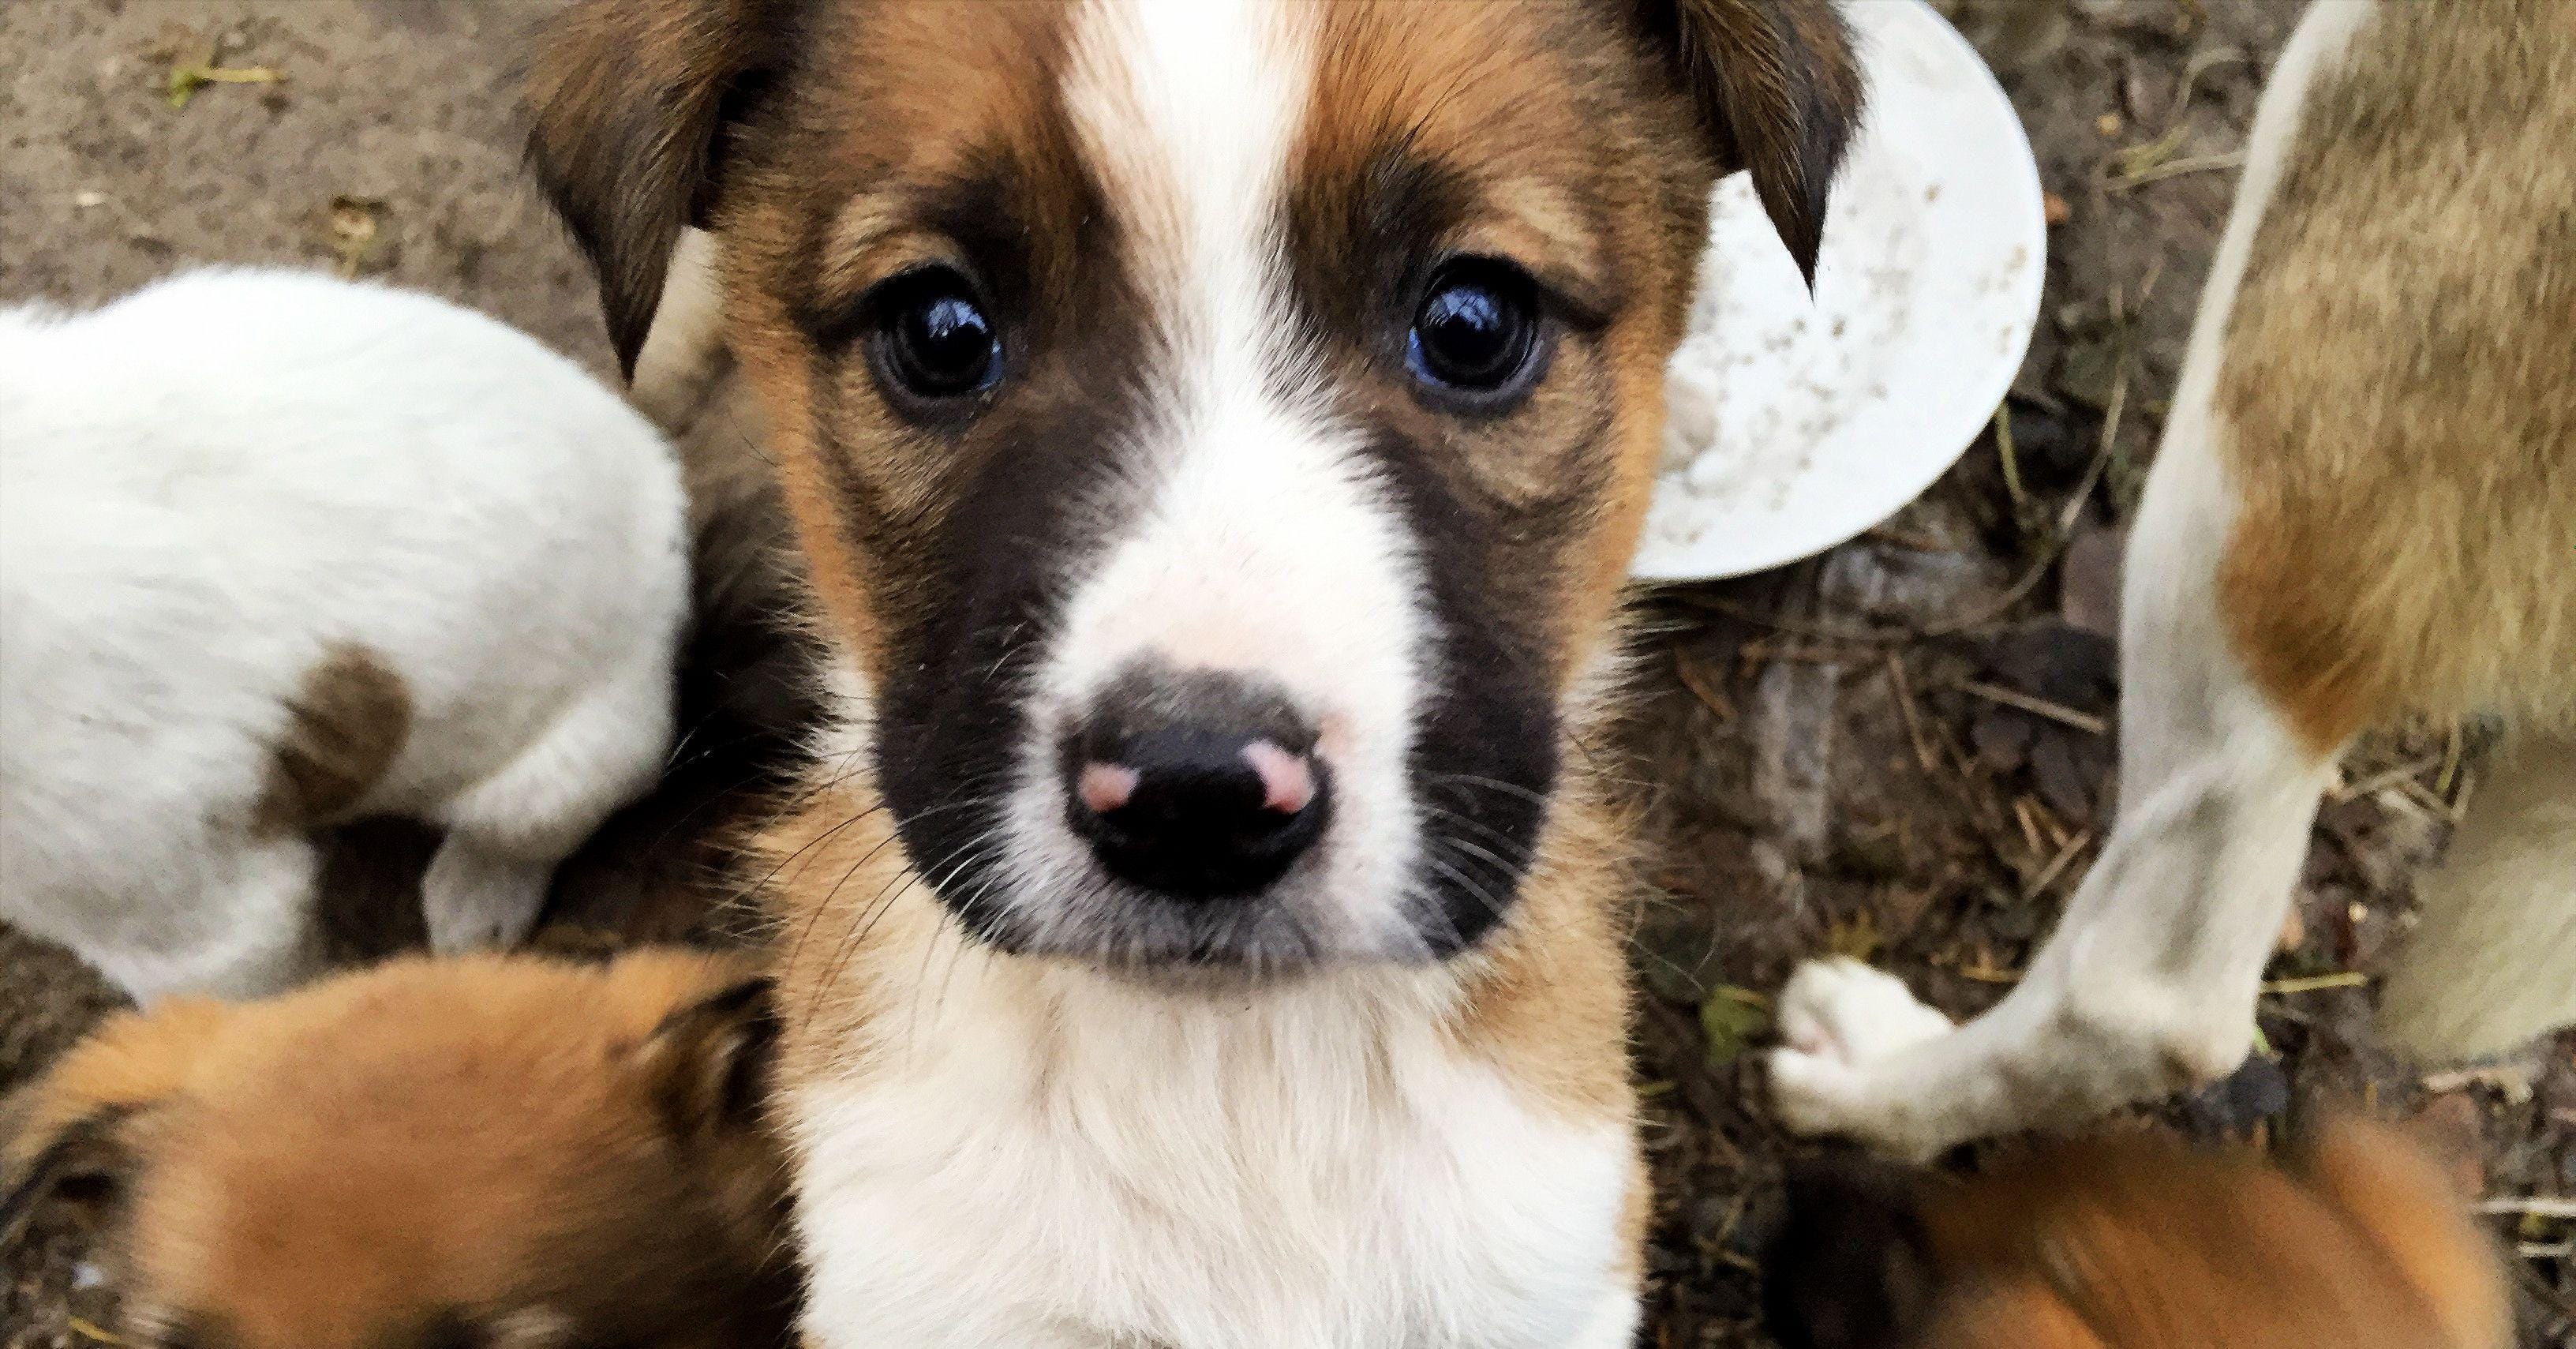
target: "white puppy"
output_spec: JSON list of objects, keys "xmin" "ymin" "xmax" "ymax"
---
[{"xmin": 0, "ymin": 268, "xmax": 688, "ymax": 1000}]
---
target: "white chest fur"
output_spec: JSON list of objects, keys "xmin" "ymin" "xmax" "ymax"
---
[{"xmin": 789, "ymin": 959, "xmax": 1633, "ymax": 1349}]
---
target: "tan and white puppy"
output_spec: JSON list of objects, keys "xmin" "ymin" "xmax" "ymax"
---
[
  {"xmin": 1771, "ymin": 0, "xmax": 2576, "ymax": 1160},
  {"xmin": 0, "ymin": 949, "xmax": 794, "ymax": 1349},
  {"xmin": 1764, "ymin": 1119, "xmax": 2512, "ymax": 1349},
  {"xmin": 526, "ymin": 2, "xmax": 1861, "ymax": 1344}
]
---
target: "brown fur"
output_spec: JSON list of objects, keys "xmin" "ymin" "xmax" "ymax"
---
[
  {"xmin": 1769, "ymin": 1121, "xmax": 2512, "ymax": 1349},
  {"xmin": 0, "ymin": 950, "xmax": 795, "ymax": 1349},
  {"xmin": 2214, "ymin": 0, "xmax": 2576, "ymax": 751},
  {"xmin": 252, "ymin": 643, "xmax": 410, "ymax": 834},
  {"xmin": 696, "ymin": 0, "xmax": 1853, "ymax": 1111},
  {"xmin": 526, "ymin": 0, "xmax": 1859, "ymax": 1310}
]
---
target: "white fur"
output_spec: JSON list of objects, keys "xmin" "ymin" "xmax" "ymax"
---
[
  {"xmin": 1769, "ymin": 0, "xmax": 2379, "ymax": 1160},
  {"xmin": 793, "ymin": 927, "xmax": 1632, "ymax": 1349},
  {"xmin": 1000, "ymin": 0, "xmax": 1432, "ymax": 962},
  {"xmin": 0, "ymin": 268, "xmax": 687, "ymax": 999},
  {"xmin": 2380, "ymin": 733, "xmax": 2576, "ymax": 1059},
  {"xmin": 791, "ymin": 4, "xmax": 1637, "ymax": 1343}
]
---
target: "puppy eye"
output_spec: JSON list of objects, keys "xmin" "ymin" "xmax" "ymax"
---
[
  {"xmin": 871, "ymin": 268, "xmax": 1002, "ymax": 406},
  {"xmin": 1406, "ymin": 258, "xmax": 1541, "ymax": 399}
]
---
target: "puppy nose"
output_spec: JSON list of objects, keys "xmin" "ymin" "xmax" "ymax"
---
[{"xmin": 1062, "ymin": 669, "xmax": 1328, "ymax": 898}]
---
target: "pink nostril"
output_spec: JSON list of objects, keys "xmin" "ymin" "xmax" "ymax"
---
[
  {"xmin": 1240, "ymin": 740, "xmax": 1316, "ymax": 815},
  {"xmin": 1076, "ymin": 763, "xmax": 1140, "ymax": 815}
]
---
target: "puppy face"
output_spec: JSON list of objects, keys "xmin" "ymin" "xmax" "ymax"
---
[
  {"xmin": 0, "ymin": 952, "xmax": 794, "ymax": 1349},
  {"xmin": 530, "ymin": 0, "xmax": 1857, "ymax": 978}
]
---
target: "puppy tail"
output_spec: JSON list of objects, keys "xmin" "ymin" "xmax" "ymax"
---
[{"xmin": 2378, "ymin": 732, "xmax": 2576, "ymax": 1062}]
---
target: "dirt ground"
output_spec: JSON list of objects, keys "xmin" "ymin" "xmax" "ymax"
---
[{"xmin": 2, "ymin": 2, "xmax": 2569, "ymax": 1346}]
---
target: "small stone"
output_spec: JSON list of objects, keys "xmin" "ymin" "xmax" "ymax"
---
[
  {"xmin": 2058, "ymin": 525, "xmax": 2125, "ymax": 640},
  {"xmin": 2185, "ymin": 1055, "xmax": 2291, "ymax": 1134},
  {"xmin": 2043, "ymin": 191, "xmax": 2072, "ymax": 226},
  {"xmin": 1969, "ymin": 704, "xmax": 2036, "ymax": 774},
  {"xmin": 1979, "ymin": 619, "xmax": 2119, "ymax": 712},
  {"xmin": 72, "ymin": 189, "xmax": 107, "ymax": 209},
  {"xmin": 2005, "ymin": 402, "xmax": 2087, "ymax": 487},
  {"xmin": 2028, "ymin": 729, "xmax": 2109, "ymax": 826},
  {"xmin": 2054, "ymin": 331, "xmax": 2126, "ymax": 413}
]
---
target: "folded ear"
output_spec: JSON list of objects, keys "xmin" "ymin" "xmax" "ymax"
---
[
  {"xmin": 523, "ymin": 0, "xmax": 785, "ymax": 378},
  {"xmin": 0, "ymin": 1103, "xmax": 141, "ymax": 1249},
  {"xmin": 0, "ymin": 999, "xmax": 228, "ymax": 1248},
  {"xmin": 631, "ymin": 975, "xmax": 778, "ymax": 1141},
  {"xmin": 1628, "ymin": 0, "xmax": 1864, "ymax": 283},
  {"xmin": 1763, "ymin": 1155, "xmax": 1941, "ymax": 1349}
]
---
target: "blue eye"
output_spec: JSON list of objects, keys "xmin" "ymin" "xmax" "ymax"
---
[
  {"xmin": 878, "ymin": 270, "xmax": 1000, "ymax": 401},
  {"xmin": 1406, "ymin": 260, "xmax": 1538, "ymax": 395}
]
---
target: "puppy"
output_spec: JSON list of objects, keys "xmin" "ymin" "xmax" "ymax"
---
[
  {"xmin": 0, "ymin": 269, "xmax": 689, "ymax": 999},
  {"xmin": 1764, "ymin": 1119, "xmax": 2512, "ymax": 1349},
  {"xmin": 0, "ymin": 948, "xmax": 795, "ymax": 1349},
  {"xmin": 1771, "ymin": 0, "xmax": 2576, "ymax": 1159},
  {"xmin": 524, "ymin": 2, "xmax": 1862, "ymax": 1343}
]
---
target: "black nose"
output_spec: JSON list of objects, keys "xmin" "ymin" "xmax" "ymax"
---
[{"xmin": 1061, "ymin": 669, "xmax": 1329, "ymax": 899}]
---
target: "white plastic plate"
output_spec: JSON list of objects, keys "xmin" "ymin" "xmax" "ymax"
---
[{"xmin": 1632, "ymin": 0, "xmax": 2046, "ymax": 583}]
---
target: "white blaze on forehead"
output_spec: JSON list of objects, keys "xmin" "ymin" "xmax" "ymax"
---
[
  {"xmin": 1010, "ymin": 0, "xmax": 1433, "ymax": 950},
  {"xmin": 1061, "ymin": 0, "xmax": 1312, "ymax": 345}
]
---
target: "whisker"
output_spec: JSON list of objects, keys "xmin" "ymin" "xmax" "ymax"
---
[
  {"xmin": 1416, "ymin": 804, "xmax": 1536, "ymax": 874},
  {"xmin": 1426, "ymin": 772, "xmax": 1551, "ymax": 808}
]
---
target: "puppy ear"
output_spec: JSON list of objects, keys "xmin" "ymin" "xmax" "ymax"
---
[
  {"xmin": 1629, "ymin": 0, "xmax": 1864, "ymax": 283},
  {"xmin": 1763, "ymin": 1156, "xmax": 1941, "ymax": 1349},
  {"xmin": 632, "ymin": 976, "xmax": 778, "ymax": 1141},
  {"xmin": 0, "ymin": 1104, "xmax": 141, "ymax": 1248},
  {"xmin": 0, "ymin": 999, "xmax": 228, "ymax": 1248},
  {"xmin": 523, "ymin": 0, "xmax": 784, "ymax": 378}
]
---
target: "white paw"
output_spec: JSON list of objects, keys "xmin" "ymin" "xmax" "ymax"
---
[
  {"xmin": 425, "ymin": 903, "xmax": 539, "ymax": 954},
  {"xmin": 1775, "ymin": 957, "xmax": 1955, "ymax": 1062},
  {"xmin": 421, "ymin": 849, "xmax": 550, "ymax": 954},
  {"xmin": 1766, "ymin": 958, "xmax": 1955, "ymax": 1146}
]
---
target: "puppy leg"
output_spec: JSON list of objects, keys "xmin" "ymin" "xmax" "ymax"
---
[
  {"xmin": 1767, "ymin": 0, "xmax": 2382, "ymax": 1160},
  {"xmin": 422, "ymin": 666, "xmax": 673, "ymax": 951},
  {"xmin": 2378, "ymin": 732, "xmax": 2576, "ymax": 1062},
  {"xmin": 1772, "ymin": 332, "xmax": 2338, "ymax": 1161},
  {"xmin": 1769, "ymin": 721, "xmax": 2327, "ymax": 1159}
]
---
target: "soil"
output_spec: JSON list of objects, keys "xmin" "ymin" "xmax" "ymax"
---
[{"xmin": 2, "ymin": 3, "xmax": 2568, "ymax": 1347}]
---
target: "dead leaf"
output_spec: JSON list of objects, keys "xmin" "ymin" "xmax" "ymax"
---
[
  {"xmin": 1825, "ymin": 912, "xmax": 1883, "ymax": 963},
  {"xmin": 167, "ymin": 58, "xmax": 283, "ymax": 111},
  {"xmin": 328, "ymin": 196, "xmax": 385, "ymax": 278},
  {"xmin": 1699, "ymin": 987, "xmax": 1771, "ymax": 1066}
]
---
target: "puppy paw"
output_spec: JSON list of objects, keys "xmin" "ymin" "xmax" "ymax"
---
[
  {"xmin": 1776, "ymin": 958, "xmax": 1954, "ymax": 1062},
  {"xmin": 1766, "ymin": 959, "xmax": 1955, "ymax": 1148},
  {"xmin": 421, "ymin": 845, "xmax": 550, "ymax": 954}
]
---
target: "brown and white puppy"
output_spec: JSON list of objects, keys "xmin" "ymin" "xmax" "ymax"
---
[
  {"xmin": 0, "ymin": 950, "xmax": 794, "ymax": 1349},
  {"xmin": 1772, "ymin": 0, "xmax": 2576, "ymax": 1159},
  {"xmin": 524, "ymin": 2, "xmax": 1859, "ymax": 1343},
  {"xmin": 1765, "ymin": 1119, "xmax": 2513, "ymax": 1349}
]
